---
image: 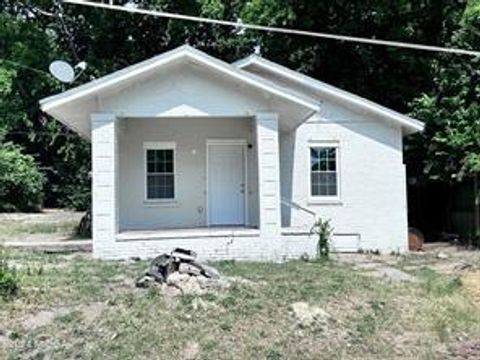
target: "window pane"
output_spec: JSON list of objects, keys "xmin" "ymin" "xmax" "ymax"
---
[
  {"xmin": 147, "ymin": 150, "xmax": 174, "ymax": 173},
  {"xmin": 310, "ymin": 146, "xmax": 338, "ymax": 197},
  {"xmin": 165, "ymin": 160, "xmax": 173, "ymax": 173},
  {"xmin": 147, "ymin": 174, "xmax": 174, "ymax": 199},
  {"xmin": 319, "ymin": 159, "xmax": 328, "ymax": 171},
  {"xmin": 164, "ymin": 150, "xmax": 173, "ymax": 162},
  {"xmin": 147, "ymin": 162, "xmax": 155, "ymax": 173},
  {"xmin": 310, "ymin": 148, "xmax": 320, "ymax": 171},
  {"xmin": 147, "ymin": 150, "xmax": 155, "ymax": 162},
  {"xmin": 328, "ymin": 160, "xmax": 336, "ymax": 171},
  {"xmin": 328, "ymin": 148, "xmax": 336, "ymax": 159},
  {"xmin": 311, "ymin": 173, "xmax": 321, "ymax": 196},
  {"xmin": 146, "ymin": 147, "xmax": 175, "ymax": 199}
]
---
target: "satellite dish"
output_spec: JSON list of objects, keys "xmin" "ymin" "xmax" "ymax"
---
[{"xmin": 49, "ymin": 60, "xmax": 75, "ymax": 83}]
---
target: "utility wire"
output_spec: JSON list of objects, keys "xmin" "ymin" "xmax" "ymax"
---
[
  {"xmin": 63, "ymin": 0, "xmax": 480, "ymax": 57},
  {"xmin": 0, "ymin": 59, "xmax": 51, "ymax": 75}
]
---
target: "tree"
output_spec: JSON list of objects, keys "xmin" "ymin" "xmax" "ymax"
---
[
  {"xmin": 0, "ymin": 0, "xmax": 468, "ymax": 213},
  {"xmin": 409, "ymin": 1, "xmax": 480, "ymax": 242},
  {"xmin": 0, "ymin": 4, "xmax": 91, "ymax": 210},
  {"xmin": 0, "ymin": 143, "xmax": 44, "ymax": 212}
]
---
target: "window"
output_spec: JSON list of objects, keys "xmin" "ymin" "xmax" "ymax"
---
[
  {"xmin": 145, "ymin": 143, "xmax": 175, "ymax": 200},
  {"xmin": 310, "ymin": 146, "xmax": 339, "ymax": 197}
]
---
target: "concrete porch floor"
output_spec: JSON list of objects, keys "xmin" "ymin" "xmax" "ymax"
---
[{"xmin": 116, "ymin": 226, "xmax": 261, "ymax": 241}]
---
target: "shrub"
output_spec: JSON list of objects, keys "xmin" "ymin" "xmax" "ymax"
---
[
  {"xmin": 76, "ymin": 209, "xmax": 92, "ymax": 238},
  {"xmin": 0, "ymin": 143, "xmax": 44, "ymax": 212},
  {"xmin": 0, "ymin": 257, "xmax": 18, "ymax": 298},
  {"xmin": 311, "ymin": 218, "xmax": 334, "ymax": 259}
]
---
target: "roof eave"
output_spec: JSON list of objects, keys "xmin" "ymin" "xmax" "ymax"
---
[{"xmin": 235, "ymin": 56, "xmax": 424, "ymax": 135}]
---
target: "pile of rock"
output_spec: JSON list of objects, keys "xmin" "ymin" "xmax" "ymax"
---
[{"xmin": 135, "ymin": 248, "xmax": 228, "ymax": 296}]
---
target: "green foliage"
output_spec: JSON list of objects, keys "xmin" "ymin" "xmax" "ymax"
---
[
  {"xmin": 0, "ymin": 0, "xmax": 469, "ymax": 212},
  {"xmin": 417, "ymin": 267, "xmax": 462, "ymax": 296},
  {"xmin": 0, "ymin": 143, "xmax": 44, "ymax": 212},
  {"xmin": 310, "ymin": 218, "xmax": 333, "ymax": 259},
  {"xmin": 0, "ymin": 255, "xmax": 18, "ymax": 299},
  {"xmin": 409, "ymin": 3, "xmax": 480, "ymax": 183},
  {"xmin": 408, "ymin": 2, "xmax": 480, "ymax": 237}
]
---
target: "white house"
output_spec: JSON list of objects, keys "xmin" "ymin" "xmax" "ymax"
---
[{"xmin": 40, "ymin": 45, "xmax": 424, "ymax": 260}]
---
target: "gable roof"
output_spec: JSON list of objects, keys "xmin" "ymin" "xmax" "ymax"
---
[
  {"xmin": 234, "ymin": 54, "xmax": 424, "ymax": 134},
  {"xmin": 40, "ymin": 45, "xmax": 319, "ymax": 114},
  {"xmin": 40, "ymin": 45, "xmax": 423, "ymax": 138}
]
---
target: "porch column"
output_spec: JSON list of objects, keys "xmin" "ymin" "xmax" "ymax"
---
[
  {"xmin": 255, "ymin": 112, "xmax": 281, "ymax": 238},
  {"xmin": 91, "ymin": 113, "xmax": 118, "ymax": 258}
]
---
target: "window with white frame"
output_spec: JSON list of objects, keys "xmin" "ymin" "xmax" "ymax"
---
[
  {"xmin": 145, "ymin": 143, "xmax": 175, "ymax": 200},
  {"xmin": 310, "ymin": 146, "xmax": 339, "ymax": 197}
]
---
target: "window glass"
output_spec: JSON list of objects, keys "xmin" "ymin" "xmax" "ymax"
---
[
  {"xmin": 146, "ymin": 149, "xmax": 174, "ymax": 199},
  {"xmin": 310, "ymin": 147, "xmax": 338, "ymax": 197}
]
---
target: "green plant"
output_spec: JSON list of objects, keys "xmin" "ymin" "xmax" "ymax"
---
[
  {"xmin": 311, "ymin": 218, "xmax": 334, "ymax": 260},
  {"xmin": 0, "ymin": 256, "xmax": 18, "ymax": 298},
  {"xmin": 0, "ymin": 143, "xmax": 44, "ymax": 212}
]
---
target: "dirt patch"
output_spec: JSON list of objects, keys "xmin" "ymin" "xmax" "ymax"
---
[
  {"xmin": 0, "ymin": 209, "xmax": 85, "ymax": 244},
  {"xmin": 462, "ymin": 271, "xmax": 480, "ymax": 303},
  {"xmin": 22, "ymin": 307, "xmax": 71, "ymax": 330},
  {"xmin": 79, "ymin": 302, "xmax": 107, "ymax": 325},
  {"xmin": 289, "ymin": 302, "xmax": 330, "ymax": 329},
  {"xmin": 21, "ymin": 302, "xmax": 106, "ymax": 331},
  {"xmin": 180, "ymin": 341, "xmax": 201, "ymax": 360},
  {"xmin": 449, "ymin": 339, "xmax": 480, "ymax": 359},
  {"xmin": 337, "ymin": 244, "xmax": 480, "ymax": 282},
  {"xmin": 337, "ymin": 253, "xmax": 417, "ymax": 282},
  {"xmin": 364, "ymin": 266, "xmax": 418, "ymax": 282},
  {"xmin": 0, "ymin": 209, "xmax": 83, "ymax": 224}
]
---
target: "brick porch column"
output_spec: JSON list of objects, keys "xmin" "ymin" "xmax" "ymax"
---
[
  {"xmin": 91, "ymin": 113, "xmax": 118, "ymax": 258},
  {"xmin": 255, "ymin": 112, "xmax": 281, "ymax": 239}
]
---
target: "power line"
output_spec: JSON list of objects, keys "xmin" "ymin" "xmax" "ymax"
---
[
  {"xmin": 0, "ymin": 59, "xmax": 50, "ymax": 75},
  {"xmin": 63, "ymin": 0, "xmax": 480, "ymax": 57}
]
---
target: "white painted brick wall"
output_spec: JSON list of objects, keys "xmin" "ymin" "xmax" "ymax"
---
[
  {"xmin": 280, "ymin": 104, "xmax": 409, "ymax": 254},
  {"xmin": 91, "ymin": 107, "xmax": 409, "ymax": 259},
  {"xmin": 91, "ymin": 113, "xmax": 118, "ymax": 259},
  {"xmin": 97, "ymin": 233, "xmax": 317, "ymax": 261},
  {"xmin": 255, "ymin": 112, "xmax": 281, "ymax": 239}
]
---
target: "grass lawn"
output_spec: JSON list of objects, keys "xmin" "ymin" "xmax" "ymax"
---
[
  {"xmin": 0, "ymin": 210, "xmax": 84, "ymax": 243},
  {"xmin": 1, "ymin": 248, "xmax": 480, "ymax": 359}
]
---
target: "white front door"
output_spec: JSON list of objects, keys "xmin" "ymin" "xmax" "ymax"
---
[{"xmin": 207, "ymin": 142, "xmax": 246, "ymax": 226}]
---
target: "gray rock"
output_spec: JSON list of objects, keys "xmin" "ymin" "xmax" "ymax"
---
[
  {"xmin": 201, "ymin": 264, "xmax": 220, "ymax": 279},
  {"xmin": 135, "ymin": 275, "xmax": 156, "ymax": 288},
  {"xmin": 171, "ymin": 248, "xmax": 197, "ymax": 262},
  {"xmin": 179, "ymin": 263, "xmax": 203, "ymax": 276},
  {"xmin": 166, "ymin": 272, "xmax": 191, "ymax": 286}
]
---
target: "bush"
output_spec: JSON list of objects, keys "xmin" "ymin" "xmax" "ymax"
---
[
  {"xmin": 0, "ymin": 257, "xmax": 18, "ymax": 298},
  {"xmin": 311, "ymin": 218, "xmax": 334, "ymax": 260},
  {"xmin": 0, "ymin": 143, "xmax": 44, "ymax": 212}
]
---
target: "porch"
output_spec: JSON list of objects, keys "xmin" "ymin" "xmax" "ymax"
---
[
  {"xmin": 91, "ymin": 112, "xmax": 286, "ymax": 258},
  {"xmin": 72, "ymin": 46, "xmax": 321, "ymax": 259},
  {"xmin": 116, "ymin": 226, "xmax": 261, "ymax": 241},
  {"xmin": 116, "ymin": 116, "xmax": 262, "ymax": 231}
]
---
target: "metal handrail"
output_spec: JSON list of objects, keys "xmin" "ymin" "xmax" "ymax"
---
[{"xmin": 280, "ymin": 197, "xmax": 316, "ymax": 219}]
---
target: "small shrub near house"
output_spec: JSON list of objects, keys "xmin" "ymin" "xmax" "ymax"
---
[
  {"xmin": 0, "ymin": 143, "xmax": 44, "ymax": 212},
  {"xmin": 311, "ymin": 218, "xmax": 334, "ymax": 260}
]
